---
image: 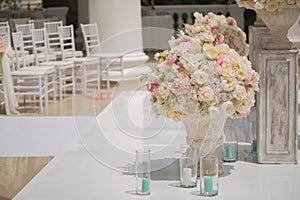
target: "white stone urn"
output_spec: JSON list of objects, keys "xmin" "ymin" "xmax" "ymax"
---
[{"xmin": 255, "ymin": 7, "xmax": 300, "ymax": 50}]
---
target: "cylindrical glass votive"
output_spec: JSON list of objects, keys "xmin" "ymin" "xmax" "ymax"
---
[
  {"xmin": 200, "ymin": 155, "xmax": 218, "ymax": 197},
  {"xmin": 222, "ymin": 126, "xmax": 238, "ymax": 162},
  {"xmin": 135, "ymin": 149, "xmax": 151, "ymax": 195},
  {"xmin": 179, "ymin": 144, "xmax": 197, "ymax": 188}
]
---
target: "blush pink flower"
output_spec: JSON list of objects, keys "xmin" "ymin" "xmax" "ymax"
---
[
  {"xmin": 215, "ymin": 34, "xmax": 224, "ymax": 44},
  {"xmin": 233, "ymin": 38, "xmax": 242, "ymax": 48},
  {"xmin": 216, "ymin": 54, "xmax": 231, "ymax": 66},
  {"xmin": 171, "ymin": 76, "xmax": 191, "ymax": 94},
  {"xmin": 245, "ymin": 71, "xmax": 256, "ymax": 84},
  {"xmin": 175, "ymin": 36, "xmax": 191, "ymax": 45},
  {"xmin": 167, "ymin": 52, "xmax": 177, "ymax": 64},
  {"xmin": 207, "ymin": 12, "xmax": 214, "ymax": 19},
  {"xmin": 147, "ymin": 82, "xmax": 158, "ymax": 93},
  {"xmin": 176, "ymin": 61, "xmax": 183, "ymax": 69},
  {"xmin": 226, "ymin": 17, "xmax": 237, "ymax": 26}
]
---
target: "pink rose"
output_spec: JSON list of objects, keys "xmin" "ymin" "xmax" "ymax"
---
[
  {"xmin": 167, "ymin": 52, "xmax": 177, "ymax": 64},
  {"xmin": 215, "ymin": 34, "xmax": 224, "ymax": 44},
  {"xmin": 147, "ymin": 82, "xmax": 157, "ymax": 93},
  {"xmin": 207, "ymin": 12, "xmax": 214, "ymax": 19},
  {"xmin": 226, "ymin": 17, "xmax": 237, "ymax": 26},
  {"xmin": 171, "ymin": 76, "xmax": 191, "ymax": 94}
]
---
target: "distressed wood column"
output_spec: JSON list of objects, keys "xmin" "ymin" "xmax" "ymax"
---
[
  {"xmin": 248, "ymin": 26, "xmax": 270, "ymax": 71},
  {"xmin": 257, "ymin": 50, "xmax": 298, "ymax": 164}
]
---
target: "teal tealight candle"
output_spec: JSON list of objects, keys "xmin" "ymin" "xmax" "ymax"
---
[
  {"xmin": 141, "ymin": 178, "xmax": 150, "ymax": 193},
  {"xmin": 204, "ymin": 176, "xmax": 213, "ymax": 193},
  {"xmin": 226, "ymin": 145, "xmax": 233, "ymax": 160},
  {"xmin": 252, "ymin": 140, "xmax": 257, "ymax": 153}
]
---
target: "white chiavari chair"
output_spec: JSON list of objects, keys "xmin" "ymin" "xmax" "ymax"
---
[
  {"xmin": 59, "ymin": 25, "xmax": 100, "ymax": 94},
  {"xmin": 45, "ymin": 21, "xmax": 83, "ymax": 60},
  {"xmin": 9, "ymin": 18, "xmax": 29, "ymax": 32},
  {"xmin": 32, "ymin": 28, "xmax": 76, "ymax": 100},
  {"xmin": 29, "ymin": 18, "xmax": 51, "ymax": 29},
  {"xmin": 80, "ymin": 23, "xmax": 124, "ymax": 90},
  {"xmin": 11, "ymin": 32, "xmax": 56, "ymax": 112}
]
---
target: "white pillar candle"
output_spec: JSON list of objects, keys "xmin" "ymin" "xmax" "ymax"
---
[{"xmin": 182, "ymin": 168, "xmax": 192, "ymax": 186}]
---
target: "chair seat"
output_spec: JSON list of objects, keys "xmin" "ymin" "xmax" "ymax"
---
[
  {"xmin": 90, "ymin": 53, "xmax": 123, "ymax": 59},
  {"xmin": 11, "ymin": 70, "xmax": 47, "ymax": 76},
  {"xmin": 39, "ymin": 61, "xmax": 74, "ymax": 67},
  {"xmin": 52, "ymin": 50, "xmax": 83, "ymax": 58},
  {"xmin": 20, "ymin": 66, "xmax": 56, "ymax": 74},
  {"xmin": 36, "ymin": 53, "xmax": 57, "ymax": 61},
  {"xmin": 66, "ymin": 57, "xmax": 99, "ymax": 65}
]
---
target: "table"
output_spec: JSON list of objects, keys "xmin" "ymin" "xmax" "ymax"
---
[{"xmin": 13, "ymin": 91, "xmax": 300, "ymax": 200}]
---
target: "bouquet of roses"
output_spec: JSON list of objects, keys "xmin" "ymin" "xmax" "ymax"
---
[
  {"xmin": 183, "ymin": 12, "xmax": 249, "ymax": 57},
  {"xmin": 234, "ymin": 0, "xmax": 300, "ymax": 12},
  {"xmin": 141, "ymin": 13, "xmax": 259, "ymax": 121}
]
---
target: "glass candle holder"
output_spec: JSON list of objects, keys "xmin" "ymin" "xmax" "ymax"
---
[
  {"xmin": 135, "ymin": 149, "xmax": 151, "ymax": 195},
  {"xmin": 222, "ymin": 126, "xmax": 238, "ymax": 162},
  {"xmin": 200, "ymin": 155, "xmax": 218, "ymax": 197},
  {"xmin": 179, "ymin": 144, "xmax": 197, "ymax": 188}
]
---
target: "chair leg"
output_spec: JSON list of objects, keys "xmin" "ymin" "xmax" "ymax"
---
[
  {"xmin": 38, "ymin": 78, "xmax": 43, "ymax": 112},
  {"xmin": 97, "ymin": 62, "xmax": 101, "ymax": 91},
  {"xmin": 53, "ymin": 72, "xmax": 56, "ymax": 102},
  {"xmin": 59, "ymin": 70, "xmax": 63, "ymax": 100}
]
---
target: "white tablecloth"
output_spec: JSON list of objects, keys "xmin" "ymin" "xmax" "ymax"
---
[{"xmin": 13, "ymin": 91, "xmax": 300, "ymax": 200}]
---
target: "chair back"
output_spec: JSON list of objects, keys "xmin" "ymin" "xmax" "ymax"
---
[
  {"xmin": 0, "ymin": 21, "xmax": 11, "ymax": 47},
  {"xmin": 9, "ymin": 18, "xmax": 29, "ymax": 32},
  {"xmin": 58, "ymin": 25, "xmax": 76, "ymax": 60},
  {"xmin": 32, "ymin": 28, "xmax": 50, "ymax": 64},
  {"xmin": 12, "ymin": 32, "xmax": 26, "ymax": 70},
  {"xmin": 80, "ymin": 23, "xmax": 101, "ymax": 56},
  {"xmin": 29, "ymin": 19, "xmax": 51, "ymax": 29},
  {"xmin": 16, "ymin": 23, "xmax": 34, "ymax": 52},
  {"xmin": 44, "ymin": 21, "xmax": 63, "ymax": 52}
]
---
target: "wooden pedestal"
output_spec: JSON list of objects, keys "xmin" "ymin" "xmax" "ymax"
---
[{"xmin": 257, "ymin": 50, "xmax": 298, "ymax": 164}]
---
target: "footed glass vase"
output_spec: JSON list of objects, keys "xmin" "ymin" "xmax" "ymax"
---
[{"xmin": 183, "ymin": 102, "xmax": 231, "ymax": 175}]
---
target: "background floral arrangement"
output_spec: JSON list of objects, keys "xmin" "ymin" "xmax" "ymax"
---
[
  {"xmin": 235, "ymin": 0, "xmax": 300, "ymax": 12},
  {"xmin": 142, "ymin": 12, "xmax": 259, "ymax": 121},
  {"xmin": 183, "ymin": 12, "xmax": 249, "ymax": 57}
]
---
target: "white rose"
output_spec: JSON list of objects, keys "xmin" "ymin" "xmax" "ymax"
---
[
  {"xmin": 233, "ymin": 85, "xmax": 247, "ymax": 100},
  {"xmin": 191, "ymin": 70, "xmax": 208, "ymax": 85},
  {"xmin": 221, "ymin": 77, "xmax": 237, "ymax": 92},
  {"xmin": 216, "ymin": 43, "xmax": 230, "ymax": 55},
  {"xmin": 199, "ymin": 31, "xmax": 215, "ymax": 43},
  {"xmin": 203, "ymin": 43, "xmax": 218, "ymax": 60},
  {"xmin": 197, "ymin": 86, "xmax": 215, "ymax": 102}
]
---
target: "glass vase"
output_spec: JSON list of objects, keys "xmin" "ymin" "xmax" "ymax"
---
[{"xmin": 135, "ymin": 149, "xmax": 151, "ymax": 195}]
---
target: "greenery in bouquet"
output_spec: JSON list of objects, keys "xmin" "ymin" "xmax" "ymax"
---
[
  {"xmin": 141, "ymin": 12, "xmax": 259, "ymax": 121},
  {"xmin": 234, "ymin": 0, "xmax": 300, "ymax": 12}
]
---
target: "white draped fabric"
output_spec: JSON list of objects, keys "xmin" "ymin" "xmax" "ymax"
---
[{"xmin": 1, "ymin": 48, "xmax": 19, "ymax": 115}]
